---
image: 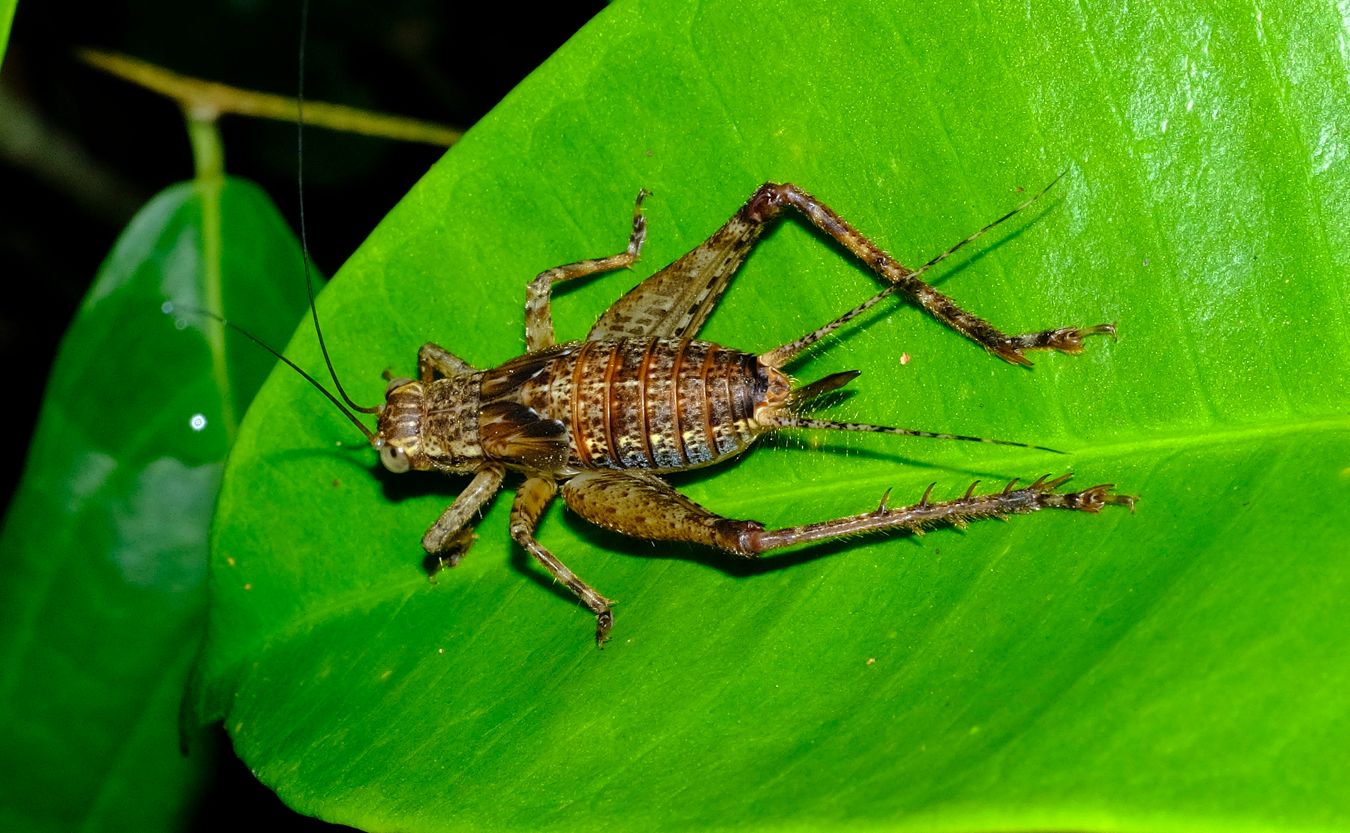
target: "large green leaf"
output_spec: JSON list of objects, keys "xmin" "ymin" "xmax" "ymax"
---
[
  {"xmin": 0, "ymin": 178, "xmax": 311, "ymax": 832},
  {"xmin": 0, "ymin": 0, "xmax": 16, "ymax": 63},
  {"xmin": 200, "ymin": 0, "xmax": 1350, "ymax": 830}
]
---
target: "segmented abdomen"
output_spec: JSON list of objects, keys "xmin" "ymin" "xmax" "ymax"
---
[{"xmin": 550, "ymin": 338, "xmax": 768, "ymax": 472}]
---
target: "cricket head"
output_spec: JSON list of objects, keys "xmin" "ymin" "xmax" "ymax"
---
[
  {"xmin": 374, "ymin": 374, "xmax": 484, "ymax": 475},
  {"xmin": 373, "ymin": 376, "xmax": 421, "ymax": 473},
  {"xmin": 202, "ymin": 305, "xmax": 488, "ymax": 478}
]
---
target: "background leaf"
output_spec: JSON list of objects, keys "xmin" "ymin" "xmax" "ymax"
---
[
  {"xmin": 0, "ymin": 178, "xmax": 311, "ymax": 832},
  {"xmin": 203, "ymin": 0, "xmax": 1350, "ymax": 830},
  {"xmin": 0, "ymin": 0, "xmax": 15, "ymax": 61}
]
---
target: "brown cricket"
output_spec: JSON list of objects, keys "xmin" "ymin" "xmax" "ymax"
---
[{"xmin": 298, "ymin": 179, "xmax": 1132, "ymax": 645}]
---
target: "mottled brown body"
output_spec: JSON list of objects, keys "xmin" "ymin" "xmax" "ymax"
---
[
  {"xmin": 356, "ymin": 182, "xmax": 1133, "ymax": 644},
  {"xmin": 391, "ymin": 339, "xmax": 783, "ymax": 476}
]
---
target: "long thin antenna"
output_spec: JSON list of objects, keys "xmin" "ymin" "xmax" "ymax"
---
[
  {"xmin": 296, "ymin": 0, "xmax": 379, "ymax": 415},
  {"xmin": 762, "ymin": 171, "xmax": 1072, "ymax": 369},
  {"xmin": 171, "ymin": 304, "xmax": 375, "ymax": 441},
  {"xmin": 912, "ymin": 169, "xmax": 1069, "ymax": 279},
  {"xmin": 766, "ymin": 414, "xmax": 1066, "ymax": 454}
]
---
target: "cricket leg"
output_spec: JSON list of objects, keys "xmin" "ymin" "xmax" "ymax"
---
[
  {"xmin": 563, "ymin": 470, "xmax": 1133, "ymax": 558},
  {"xmin": 418, "ymin": 343, "xmax": 477, "ymax": 381},
  {"xmin": 736, "ymin": 475, "xmax": 1134, "ymax": 554},
  {"xmin": 422, "ymin": 463, "xmax": 505, "ymax": 572},
  {"xmin": 750, "ymin": 181, "xmax": 1115, "ymax": 367},
  {"xmin": 524, "ymin": 190, "xmax": 649, "ymax": 352},
  {"xmin": 511, "ymin": 476, "xmax": 618, "ymax": 645}
]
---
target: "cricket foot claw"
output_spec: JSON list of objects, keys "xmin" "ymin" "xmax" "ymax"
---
[
  {"xmin": 422, "ymin": 529, "xmax": 477, "ymax": 579},
  {"xmin": 595, "ymin": 608, "xmax": 615, "ymax": 648},
  {"xmin": 1036, "ymin": 477, "xmax": 1137, "ymax": 513},
  {"xmin": 996, "ymin": 322, "xmax": 1117, "ymax": 365},
  {"xmin": 1042, "ymin": 322, "xmax": 1117, "ymax": 354},
  {"xmin": 1065, "ymin": 322, "xmax": 1118, "ymax": 348}
]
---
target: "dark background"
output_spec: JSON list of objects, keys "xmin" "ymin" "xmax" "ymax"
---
[
  {"xmin": 0, "ymin": 0, "xmax": 603, "ymax": 510},
  {"xmin": 0, "ymin": 1, "xmax": 603, "ymax": 827}
]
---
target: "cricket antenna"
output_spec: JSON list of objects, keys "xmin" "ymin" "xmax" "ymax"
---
[
  {"xmin": 782, "ymin": 375, "xmax": 1066, "ymax": 453},
  {"xmin": 767, "ymin": 412, "xmax": 1067, "ymax": 455},
  {"xmin": 168, "ymin": 303, "xmax": 376, "ymax": 442},
  {"xmin": 295, "ymin": 0, "xmax": 380, "ymax": 417},
  {"xmin": 912, "ymin": 169, "xmax": 1069, "ymax": 279},
  {"xmin": 761, "ymin": 170, "xmax": 1075, "ymax": 370}
]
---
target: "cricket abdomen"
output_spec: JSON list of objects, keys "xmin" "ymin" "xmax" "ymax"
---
[
  {"xmin": 488, "ymin": 338, "xmax": 782, "ymax": 474},
  {"xmin": 569, "ymin": 338, "xmax": 770, "ymax": 471}
]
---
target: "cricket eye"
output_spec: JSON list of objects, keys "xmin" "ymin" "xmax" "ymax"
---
[{"xmin": 380, "ymin": 443, "xmax": 410, "ymax": 474}]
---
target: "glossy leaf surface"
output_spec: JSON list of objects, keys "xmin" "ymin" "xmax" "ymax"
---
[
  {"xmin": 203, "ymin": 0, "xmax": 1350, "ymax": 830},
  {"xmin": 0, "ymin": 0, "xmax": 14, "ymax": 59}
]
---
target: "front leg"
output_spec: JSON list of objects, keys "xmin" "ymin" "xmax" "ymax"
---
[
  {"xmin": 422, "ymin": 463, "xmax": 506, "ymax": 573},
  {"xmin": 417, "ymin": 342, "xmax": 477, "ymax": 381}
]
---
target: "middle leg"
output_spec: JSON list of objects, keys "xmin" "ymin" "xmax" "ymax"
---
[
  {"xmin": 511, "ymin": 476, "xmax": 618, "ymax": 645},
  {"xmin": 524, "ymin": 190, "xmax": 649, "ymax": 352}
]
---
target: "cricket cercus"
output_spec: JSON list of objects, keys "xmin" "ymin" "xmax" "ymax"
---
[{"xmin": 298, "ymin": 179, "xmax": 1134, "ymax": 645}]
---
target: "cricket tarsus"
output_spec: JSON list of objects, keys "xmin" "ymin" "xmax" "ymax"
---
[{"xmin": 316, "ymin": 178, "xmax": 1129, "ymax": 645}]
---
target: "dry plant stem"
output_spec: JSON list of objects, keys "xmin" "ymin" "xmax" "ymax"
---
[{"xmin": 78, "ymin": 48, "xmax": 460, "ymax": 145}]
